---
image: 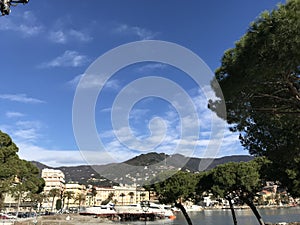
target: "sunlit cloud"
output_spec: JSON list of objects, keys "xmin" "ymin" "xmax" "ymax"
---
[
  {"xmin": 0, "ymin": 94, "xmax": 45, "ymax": 104},
  {"xmin": 136, "ymin": 63, "xmax": 167, "ymax": 73},
  {"xmin": 5, "ymin": 111, "xmax": 25, "ymax": 118},
  {"xmin": 94, "ymin": 85, "xmax": 244, "ymax": 163},
  {"xmin": 68, "ymin": 74, "xmax": 120, "ymax": 91},
  {"xmin": 113, "ymin": 23, "xmax": 158, "ymax": 40},
  {"xmin": 39, "ymin": 50, "xmax": 89, "ymax": 68},
  {"xmin": 0, "ymin": 11, "xmax": 43, "ymax": 37},
  {"xmin": 49, "ymin": 29, "xmax": 93, "ymax": 44}
]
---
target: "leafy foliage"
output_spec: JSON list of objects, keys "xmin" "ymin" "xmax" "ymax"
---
[
  {"xmin": 64, "ymin": 191, "xmax": 75, "ymax": 209},
  {"xmin": 210, "ymin": 0, "xmax": 300, "ymax": 197},
  {"xmin": 197, "ymin": 159, "xmax": 269, "ymax": 225},
  {"xmin": 0, "ymin": 131, "xmax": 45, "ymax": 209},
  {"xmin": 48, "ymin": 188, "xmax": 61, "ymax": 211},
  {"xmin": 74, "ymin": 193, "xmax": 86, "ymax": 209},
  {"xmin": 149, "ymin": 170, "xmax": 198, "ymax": 225},
  {"xmin": 102, "ymin": 192, "xmax": 114, "ymax": 205}
]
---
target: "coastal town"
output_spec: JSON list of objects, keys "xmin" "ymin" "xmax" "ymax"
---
[
  {"xmin": 1, "ymin": 0, "xmax": 299, "ymax": 225},
  {"xmin": 1, "ymin": 167, "xmax": 299, "ymax": 221}
]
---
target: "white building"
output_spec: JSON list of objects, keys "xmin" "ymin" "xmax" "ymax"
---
[
  {"xmin": 42, "ymin": 168, "xmax": 65, "ymax": 193},
  {"xmin": 41, "ymin": 168, "xmax": 65, "ymax": 210},
  {"xmin": 90, "ymin": 185, "xmax": 149, "ymax": 206},
  {"xmin": 65, "ymin": 182, "xmax": 86, "ymax": 209}
]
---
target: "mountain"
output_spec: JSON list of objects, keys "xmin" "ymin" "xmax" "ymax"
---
[{"xmin": 32, "ymin": 153, "xmax": 253, "ymax": 186}]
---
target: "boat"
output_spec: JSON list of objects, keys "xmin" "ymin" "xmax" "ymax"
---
[
  {"xmin": 148, "ymin": 203, "xmax": 175, "ymax": 218},
  {"xmin": 80, "ymin": 204, "xmax": 116, "ymax": 217},
  {"xmin": 114, "ymin": 202, "xmax": 175, "ymax": 219},
  {"xmin": 184, "ymin": 204, "xmax": 203, "ymax": 211}
]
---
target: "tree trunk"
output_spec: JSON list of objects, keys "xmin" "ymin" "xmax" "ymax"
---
[
  {"xmin": 174, "ymin": 202, "xmax": 193, "ymax": 225},
  {"xmin": 243, "ymin": 198, "xmax": 265, "ymax": 225},
  {"xmin": 226, "ymin": 196, "xmax": 237, "ymax": 225},
  {"xmin": 52, "ymin": 197, "xmax": 55, "ymax": 212}
]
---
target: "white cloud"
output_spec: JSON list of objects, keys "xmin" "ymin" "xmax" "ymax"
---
[
  {"xmin": 49, "ymin": 30, "xmax": 67, "ymax": 44},
  {"xmin": 136, "ymin": 63, "xmax": 167, "ymax": 73},
  {"xmin": 16, "ymin": 142, "xmax": 131, "ymax": 167},
  {"xmin": 0, "ymin": 94, "xmax": 45, "ymax": 104},
  {"xmin": 13, "ymin": 128, "xmax": 39, "ymax": 142},
  {"xmin": 68, "ymin": 74, "xmax": 120, "ymax": 91},
  {"xmin": 113, "ymin": 24, "xmax": 157, "ymax": 40},
  {"xmin": 16, "ymin": 143, "xmax": 88, "ymax": 167},
  {"xmin": 49, "ymin": 29, "xmax": 92, "ymax": 44},
  {"xmin": 105, "ymin": 79, "xmax": 120, "ymax": 90},
  {"xmin": 129, "ymin": 108, "xmax": 150, "ymax": 121},
  {"xmin": 0, "ymin": 79, "xmax": 244, "ymax": 167},
  {"xmin": 94, "ymin": 85, "xmax": 245, "ymax": 163},
  {"xmin": 15, "ymin": 120, "xmax": 42, "ymax": 129},
  {"xmin": 6, "ymin": 111, "xmax": 25, "ymax": 118},
  {"xmin": 39, "ymin": 50, "xmax": 89, "ymax": 68},
  {"xmin": 68, "ymin": 29, "xmax": 93, "ymax": 42},
  {"xmin": 0, "ymin": 11, "xmax": 43, "ymax": 37},
  {"xmin": 14, "ymin": 129, "xmax": 244, "ymax": 168},
  {"xmin": 2, "ymin": 120, "xmax": 43, "ymax": 144}
]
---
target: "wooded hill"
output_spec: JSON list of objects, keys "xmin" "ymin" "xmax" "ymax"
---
[{"xmin": 32, "ymin": 153, "xmax": 253, "ymax": 186}]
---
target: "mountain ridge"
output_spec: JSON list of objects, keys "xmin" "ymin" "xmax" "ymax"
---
[{"xmin": 32, "ymin": 153, "xmax": 253, "ymax": 186}]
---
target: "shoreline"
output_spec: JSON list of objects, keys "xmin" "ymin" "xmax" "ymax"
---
[
  {"xmin": 9, "ymin": 214, "xmax": 300, "ymax": 225},
  {"xmin": 202, "ymin": 204, "xmax": 299, "ymax": 211},
  {"xmin": 9, "ymin": 206, "xmax": 300, "ymax": 225}
]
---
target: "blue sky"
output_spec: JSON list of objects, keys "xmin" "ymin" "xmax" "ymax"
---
[{"xmin": 0, "ymin": 0, "xmax": 284, "ymax": 167}]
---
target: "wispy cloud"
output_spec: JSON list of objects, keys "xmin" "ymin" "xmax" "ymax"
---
[
  {"xmin": 39, "ymin": 50, "xmax": 89, "ymax": 68},
  {"xmin": 95, "ymin": 85, "xmax": 244, "ymax": 163},
  {"xmin": 48, "ymin": 17, "xmax": 93, "ymax": 44},
  {"xmin": 16, "ymin": 142, "xmax": 117, "ymax": 167},
  {"xmin": 49, "ymin": 29, "xmax": 93, "ymax": 44},
  {"xmin": 0, "ymin": 94, "xmax": 45, "ymax": 104},
  {"xmin": 1, "ymin": 119, "xmax": 43, "ymax": 145},
  {"xmin": 113, "ymin": 24, "xmax": 158, "ymax": 40},
  {"xmin": 68, "ymin": 74, "xmax": 120, "ymax": 91},
  {"xmin": 0, "ymin": 11, "xmax": 43, "ymax": 37},
  {"xmin": 136, "ymin": 63, "xmax": 167, "ymax": 73},
  {"xmin": 6, "ymin": 111, "xmax": 25, "ymax": 118}
]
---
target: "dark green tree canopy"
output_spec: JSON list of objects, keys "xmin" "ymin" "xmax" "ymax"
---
[
  {"xmin": 210, "ymin": 0, "xmax": 300, "ymax": 197},
  {"xmin": 0, "ymin": 131, "xmax": 20, "ymax": 180},
  {"xmin": 213, "ymin": 0, "xmax": 300, "ymax": 119},
  {"xmin": 0, "ymin": 130, "xmax": 45, "ymax": 209},
  {"xmin": 148, "ymin": 170, "xmax": 198, "ymax": 225},
  {"xmin": 197, "ymin": 159, "xmax": 269, "ymax": 225}
]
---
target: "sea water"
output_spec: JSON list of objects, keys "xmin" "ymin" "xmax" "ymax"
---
[{"xmin": 115, "ymin": 207, "xmax": 300, "ymax": 225}]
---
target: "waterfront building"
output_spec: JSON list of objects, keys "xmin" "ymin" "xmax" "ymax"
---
[
  {"xmin": 89, "ymin": 185, "xmax": 149, "ymax": 206},
  {"xmin": 64, "ymin": 182, "xmax": 87, "ymax": 209},
  {"xmin": 41, "ymin": 168, "xmax": 66, "ymax": 211},
  {"xmin": 42, "ymin": 168, "xmax": 65, "ymax": 193}
]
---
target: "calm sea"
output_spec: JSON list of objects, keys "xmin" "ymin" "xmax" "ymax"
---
[{"xmin": 116, "ymin": 207, "xmax": 300, "ymax": 225}]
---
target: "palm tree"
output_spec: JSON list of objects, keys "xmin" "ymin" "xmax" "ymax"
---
[
  {"xmin": 102, "ymin": 192, "xmax": 115, "ymax": 205},
  {"xmin": 75, "ymin": 193, "xmax": 86, "ymax": 212},
  {"xmin": 120, "ymin": 193, "xmax": 125, "ymax": 205},
  {"xmin": 63, "ymin": 191, "xmax": 75, "ymax": 210},
  {"xmin": 140, "ymin": 193, "xmax": 146, "ymax": 201},
  {"xmin": 91, "ymin": 186, "xmax": 97, "ymax": 206},
  {"xmin": 27, "ymin": 192, "xmax": 46, "ymax": 213},
  {"xmin": 113, "ymin": 199, "xmax": 118, "ymax": 205},
  {"xmin": 48, "ymin": 188, "xmax": 60, "ymax": 212},
  {"xmin": 128, "ymin": 192, "xmax": 135, "ymax": 203}
]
